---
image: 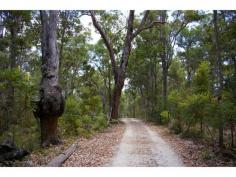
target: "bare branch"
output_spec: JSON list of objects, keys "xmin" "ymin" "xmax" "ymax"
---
[
  {"xmin": 132, "ymin": 11, "xmax": 165, "ymax": 39},
  {"xmin": 89, "ymin": 10, "xmax": 118, "ymax": 79},
  {"xmin": 173, "ymin": 21, "xmax": 188, "ymax": 40}
]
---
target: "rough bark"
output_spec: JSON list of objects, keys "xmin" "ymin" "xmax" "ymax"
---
[
  {"xmin": 110, "ymin": 74, "xmax": 125, "ymax": 120},
  {"xmin": 0, "ymin": 17, "xmax": 4, "ymax": 38},
  {"xmin": 159, "ymin": 10, "xmax": 168, "ymax": 114},
  {"xmin": 110, "ymin": 11, "xmax": 135, "ymax": 120},
  {"xmin": 108, "ymin": 66, "xmax": 112, "ymax": 116},
  {"xmin": 34, "ymin": 11, "xmax": 65, "ymax": 147},
  {"xmin": 162, "ymin": 67, "xmax": 168, "ymax": 111}
]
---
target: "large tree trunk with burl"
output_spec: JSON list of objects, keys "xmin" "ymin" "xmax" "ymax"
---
[{"xmin": 34, "ymin": 11, "xmax": 65, "ymax": 147}]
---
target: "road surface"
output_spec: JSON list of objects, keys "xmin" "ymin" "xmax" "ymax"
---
[{"xmin": 108, "ymin": 118, "xmax": 184, "ymax": 167}]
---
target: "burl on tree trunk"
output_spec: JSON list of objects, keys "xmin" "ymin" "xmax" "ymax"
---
[
  {"xmin": 34, "ymin": 11, "xmax": 65, "ymax": 147},
  {"xmin": 36, "ymin": 86, "xmax": 65, "ymax": 147}
]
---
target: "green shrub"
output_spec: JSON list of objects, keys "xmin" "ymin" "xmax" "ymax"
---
[
  {"xmin": 201, "ymin": 149, "xmax": 214, "ymax": 160},
  {"xmin": 59, "ymin": 96, "xmax": 80, "ymax": 136},
  {"xmin": 160, "ymin": 110, "xmax": 169, "ymax": 124},
  {"xmin": 180, "ymin": 93, "xmax": 209, "ymax": 129},
  {"xmin": 76, "ymin": 115, "xmax": 93, "ymax": 138},
  {"xmin": 93, "ymin": 113, "xmax": 108, "ymax": 131},
  {"xmin": 170, "ymin": 119, "xmax": 182, "ymax": 134},
  {"xmin": 193, "ymin": 61, "xmax": 210, "ymax": 94},
  {"xmin": 181, "ymin": 129, "xmax": 203, "ymax": 139},
  {"xmin": 168, "ymin": 90, "xmax": 185, "ymax": 120},
  {"xmin": 59, "ymin": 94, "xmax": 109, "ymax": 139}
]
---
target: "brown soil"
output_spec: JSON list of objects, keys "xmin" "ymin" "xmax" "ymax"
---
[
  {"xmin": 63, "ymin": 123, "xmax": 125, "ymax": 167},
  {"xmin": 148, "ymin": 123, "xmax": 235, "ymax": 167}
]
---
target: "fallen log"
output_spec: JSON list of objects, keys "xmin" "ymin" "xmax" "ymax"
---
[{"xmin": 47, "ymin": 141, "xmax": 79, "ymax": 167}]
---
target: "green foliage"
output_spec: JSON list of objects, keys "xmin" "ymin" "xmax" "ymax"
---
[
  {"xmin": 205, "ymin": 92, "xmax": 236, "ymax": 129},
  {"xmin": 169, "ymin": 59, "xmax": 185, "ymax": 89},
  {"xmin": 59, "ymin": 96, "xmax": 80, "ymax": 136},
  {"xmin": 168, "ymin": 90, "xmax": 185, "ymax": 134},
  {"xmin": 0, "ymin": 67, "xmax": 39, "ymax": 151},
  {"xmin": 93, "ymin": 113, "xmax": 108, "ymax": 131},
  {"xmin": 168, "ymin": 90, "xmax": 209, "ymax": 137},
  {"xmin": 60, "ymin": 90, "xmax": 108, "ymax": 138},
  {"xmin": 169, "ymin": 119, "xmax": 182, "ymax": 134},
  {"xmin": 168, "ymin": 60, "xmax": 211, "ymax": 138},
  {"xmin": 160, "ymin": 111, "xmax": 169, "ymax": 124},
  {"xmin": 180, "ymin": 93, "xmax": 209, "ymax": 127},
  {"xmin": 76, "ymin": 115, "xmax": 93, "ymax": 138},
  {"xmin": 193, "ymin": 61, "xmax": 210, "ymax": 93},
  {"xmin": 181, "ymin": 129, "xmax": 203, "ymax": 139},
  {"xmin": 0, "ymin": 10, "xmax": 236, "ymax": 158},
  {"xmin": 168, "ymin": 90, "xmax": 184, "ymax": 119}
]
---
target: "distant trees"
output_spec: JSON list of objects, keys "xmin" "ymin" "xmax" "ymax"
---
[
  {"xmin": 122, "ymin": 10, "xmax": 236, "ymax": 149},
  {"xmin": 159, "ymin": 10, "xmax": 202, "ymax": 114},
  {"xmin": 0, "ymin": 11, "xmax": 33, "ymax": 133}
]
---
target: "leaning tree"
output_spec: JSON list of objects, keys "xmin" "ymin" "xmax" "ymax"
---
[
  {"xmin": 34, "ymin": 11, "xmax": 65, "ymax": 147},
  {"xmin": 90, "ymin": 10, "xmax": 163, "ymax": 120}
]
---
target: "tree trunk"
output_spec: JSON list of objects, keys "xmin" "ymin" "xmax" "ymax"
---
[
  {"xmin": 5, "ymin": 14, "xmax": 18, "ymax": 131},
  {"xmin": 160, "ymin": 10, "xmax": 168, "ymax": 114},
  {"xmin": 34, "ymin": 11, "xmax": 65, "ymax": 147},
  {"xmin": 110, "ymin": 76, "xmax": 124, "ymax": 120},
  {"xmin": 162, "ymin": 65, "xmax": 168, "ymax": 111},
  {"xmin": 100, "ymin": 81, "xmax": 107, "ymax": 115},
  {"xmin": 231, "ymin": 123, "xmax": 234, "ymax": 148},
  {"xmin": 90, "ymin": 10, "xmax": 159, "ymax": 121},
  {"xmin": 213, "ymin": 10, "xmax": 224, "ymax": 148},
  {"xmin": 108, "ymin": 67, "xmax": 112, "ymax": 116},
  {"xmin": 185, "ymin": 46, "xmax": 192, "ymax": 88},
  {"xmin": 0, "ymin": 17, "xmax": 4, "ymax": 38},
  {"xmin": 40, "ymin": 116, "xmax": 60, "ymax": 146},
  {"xmin": 219, "ymin": 123, "xmax": 224, "ymax": 148}
]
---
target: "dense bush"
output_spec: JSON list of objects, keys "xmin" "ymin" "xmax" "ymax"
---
[
  {"xmin": 160, "ymin": 110, "xmax": 169, "ymax": 124},
  {"xmin": 180, "ymin": 93, "xmax": 209, "ymax": 133},
  {"xmin": 167, "ymin": 61, "xmax": 236, "ymax": 145},
  {"xmin": 0, "ymin": 68, "xmax": 40, "ymax": 152},
  {"xmin": 59, "ymin": 95, "xmax": 108, "ymax": 138},
  {"xmin": 169, "ymin": 119, "xmax": 182, "ymax": 134}
]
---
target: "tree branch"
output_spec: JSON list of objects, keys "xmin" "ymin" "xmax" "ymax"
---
[
  {"xmin": 119, "ymin": 10, "xmax": 135, "ymax": 72},
  {"xmin": 89, "ymin": 10, "xmax": 118, "ymax": 79},
  {"xmin": 132, "ymin": 10, "xmax": 165, "ymax": 39},
  {"xmin": 170, "ymin": 21, "xmax": 189, "ymax": 45}
]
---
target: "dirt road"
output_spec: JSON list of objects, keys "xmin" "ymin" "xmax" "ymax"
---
[{"xmin": 108, "ymin": 118, "xmax": 184, "ymax": 167}]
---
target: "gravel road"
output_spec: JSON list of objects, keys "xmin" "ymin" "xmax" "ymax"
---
[{"xmin": 108, "ymin": 118, "xmax": 184, "ymax": 167}]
